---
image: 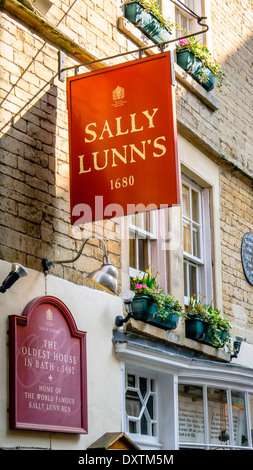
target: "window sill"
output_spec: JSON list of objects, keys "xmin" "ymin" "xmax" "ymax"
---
[
  {"xmin": 125, "ymin": 318, "xmax": 231, "ymax": 362},
  {"xmin": 118, "ymin": 16, "xmax": 219, "ymax": 111}
]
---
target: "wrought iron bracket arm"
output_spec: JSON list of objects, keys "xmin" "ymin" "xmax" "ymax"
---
[{"xmin": 42, "ymin": 236, "xmax": 109, "ymax": 272}]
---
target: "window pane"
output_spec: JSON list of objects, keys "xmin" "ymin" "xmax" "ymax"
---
[
  {"xmin": 129, "ymin": 214, "xmax": 135, "ymax": 226},
  {"xmin": 184, "ymin": 261, "xmax": 188, "ymax": 298},
  {"xmin": 189, "ymin": 263, "xmax": 197, "ymax": 297},
  {"xmin": 249, "ymin": 394, "xmax": 253, "ymax": 443},
  {"xmin": 135, "ymin": 213, "xmax": 143, "ymax": 230},
  {"xmin": 184, "ymin": 261, "xmax": 199, "ymax": 300},
  {"xmin": 127, "ymin": 374, "xmax": 135, "ymax": 387},
  {"xmin": 232, "ymin": 391, "xmax": 248, "ymax": 446},
  {"xmin": 178, "ymin": 385, "xmax": 205, "ymax": 443},
  {"xmin": 143, "ymin": 212, "xmax": 148, "ymax": 232},
  {"xmin": 207, "ymin": 388, "xmax": 230, "ymax": 445},
  {"xmin": 129, "ymin": 421, "xmax": 137, "ymax": 433},
  {"xmin": 126, "ymin": 390, "xmax": 141, "ymax": 417},
  {"xmin": 181, "ymin": 15, "xmax": 189, "ymax": 32},
  {"xmin": 141, "ymin": 414, "xmax": 148, "ymax": 435},
  {"xmin": 182, "ymin": 184, "xmax": 190, "ymax": 218},
  {"xmin": 192, "ymin": 189, "xmax": 200, "ymax": 223},
  {"xmin": 129, "ymin": 239, "xmax": 136, "ymax": 269},
  {"xmin": 183, "ymin": 219, "xmax": 191, "ymax": 254},
  {"xmin": 147, "ymin": 395, "xmax": 154, "ymax": 419},
  {"xmin": 192, "ymin": 224, "xmax": 201, "ymax": 258},
  {"xmin": 140, "ymin": 377, "xmax": 147, "ymax": 398},
  {"xmin": 138, "ymin": 238, "xmax": 148, "ymax": 272}
]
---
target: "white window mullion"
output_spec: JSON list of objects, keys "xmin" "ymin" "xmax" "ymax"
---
[
  {"xmin": 135, "ymin": 236, "xmax": 140, "ymax": 272},
  {"xmin": 129, "ymin": 212, "xmax": 158, "ymax": 278},
  {"xmin": 203, "ymin": 385, "xmax": 209, "ymax": 449},
  {"xmin": 182, "ymin": 176, "xmax": 213, "ymax": 305},
  {"xmin": 202, "ymin": 188, "xmax": 213, "ymax": 304},
  {"xmin": 121, "ymin": 362, "xmax": 127, "ymax": 434},
  {"xmin": 227, "ymin": 389, "xmax": 235, "ymax": 448},
  {"xmin": 245, "ymin": 392, "xmax": 252, "ymax": 448}
]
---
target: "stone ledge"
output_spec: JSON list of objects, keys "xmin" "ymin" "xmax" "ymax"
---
[{"xmin": 125, "ymin": 318, "xmax": 231, "ymax": 362}]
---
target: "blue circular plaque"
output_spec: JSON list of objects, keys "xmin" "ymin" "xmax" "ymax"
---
[{"xmin": 241, "ymin": 233, "xmax": 253, "ymax": 285}]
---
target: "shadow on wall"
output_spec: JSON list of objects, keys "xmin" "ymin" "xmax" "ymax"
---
[
  {"xmin": 214, "ymin": 26, "xmax": 253, "ymax": 172},
  {"xmin": 0, "ymin": 76, "xmax": 59, "ymax": 271}
]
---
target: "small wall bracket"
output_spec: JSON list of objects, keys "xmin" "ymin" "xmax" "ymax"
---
[{"xmin": 58, "ymin": 50, "xmax": 65, "ymax": 82}]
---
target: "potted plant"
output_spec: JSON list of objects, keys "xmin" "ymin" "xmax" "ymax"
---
[
  {"xmin": 202, "ymin": 306, "xmax": 232, "ymax": 349},
  {"xmin": 182, "ymin": 295, "xmax": 232, "ymax": 349},
  {"xmin": 130, "ymin": 268, "xmax": 183, "ymax": 330},
  {"xmin": 176, "ymin": 36, "xmax": 227, "ymax": 91},
  {"xmin": 159, "ymin": 294, "xmax": 183, "ymax": 330},
  {"xmin": 124, "ymin": 0, "xmax": 174, "ymax": 44},
  {"xmin": 181, "ymin": 295, "xmax": 210, "ymax": 341}
]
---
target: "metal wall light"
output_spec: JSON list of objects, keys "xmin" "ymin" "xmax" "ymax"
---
[
  {"xmin": 115, "ymin": 290, "xmax": 135, "ymax": 327},
  {"xmin": 0, "ymin": 263, "xmax": 27, "ymax": 293},
  {"xmin": 42, "ymin": 236, "xmax": 118, "ymax": 294},
  {"xmin": 231, "ymin": 336, "xmax": 244, "ymax": 359}
]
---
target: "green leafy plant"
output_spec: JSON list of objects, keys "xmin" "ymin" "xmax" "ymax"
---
[
  {"xmin": 125, "ymin": 0, "xmax": 174, "ymax": 33},
  {"xmin": 130, "ymin": 268, "xmax": 183, "ymax": 319},
  {"xmin": 182, "ymin": 295, "xmax": 232, "ymax": 349},
  {"xmin": 176, "ymin": 36, "xmax": 228, "ymax": 89}
]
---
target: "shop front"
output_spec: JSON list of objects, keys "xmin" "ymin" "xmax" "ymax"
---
[{"xmin": 114, "ymin": 330, "xmax": 253, "ymax": 450}]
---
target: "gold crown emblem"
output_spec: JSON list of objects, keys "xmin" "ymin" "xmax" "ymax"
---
[
  {"xmin": 46, "ymin": 308, "xmax": 53, "ymax": 321},
  {"xmin": 112, "ymin": 86, "xmax": 125, "ymax": 101}
]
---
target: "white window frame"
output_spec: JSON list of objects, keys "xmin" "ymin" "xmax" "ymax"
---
[
  {"xmin": 122, "ymin": 365, "xmax": 163, "ymax": 450},
  {"xmin": 116, "ymin": 342, "xmax": 253, "ymax": 451},
  {"xmin": 124, "ymin": 369, "xmax": 159, "ymax": 440},
  {"xmin": 175, "ymin": 0, "xmax": 205, "ymax": 39},
  {"xmin": 182, "ymin": 176, "xmax": 213, "ymax": 305},
  {"xmin": 129, "ymin": 211, "xmax": 158, "ymax": 279},
  {"xmin": 175, "ymin": 0, "xmax": 195, "ymax": 38},
  {"xmin": 178, "ymin": 383, "xmax": 253, "ymax": 449}
]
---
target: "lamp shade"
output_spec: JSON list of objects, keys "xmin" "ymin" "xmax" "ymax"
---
[
  {"xmin": 0, "ymin": 263, "xmax": 27, "ymax": 293},
  {"xmin": 12, "ymin": 263, "xmax": 28, "ymax": 278},
  {"xmin": 88, "ymin": 262, "xmax": 118, "ymax": 295}
]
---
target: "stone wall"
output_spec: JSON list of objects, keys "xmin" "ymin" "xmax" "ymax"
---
[
  {"xmin": 176, "ymin": 0, "xmax": 253, "ymax": 178},
  {"xmin": 0, "ymin": 8, "xmax": 123, "ymax": 289},
  {"xmin": 220, "ymin": 168, "xmax": 253, "ymax": 341},
  {"xmin": 0, "ymin": 0, "xmax": 253, "ymax": 320},
  {"xmin": 175, "ymin": 0, "xmax": 253, "ymax": 339}
]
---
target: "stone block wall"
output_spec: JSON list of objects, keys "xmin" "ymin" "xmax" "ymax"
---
[
  {"xmin": 176, "ymin": 0, "xmax": 253, "ymax": 177},
  {"xmin": 0, "ymin": 0, "xmax": 252, "ymax": 308},
  {"xmin": 220, "ymin": 168, "xmax": 253, "ymax": 341},
  {"xmin": 0, "ymin": 8, "xmax": 125, "ymax": 289},
  {"xmin": 175, "ymin": 0, "xmax": 253, "ymax": 335}
]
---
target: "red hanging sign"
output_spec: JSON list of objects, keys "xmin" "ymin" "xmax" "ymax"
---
[
  {"xmin": 9, "ymin": 296, "xmax": 87, "ymax": 433},
  {"xmin": 67, "ymin": 52, "xmax": 180, "ymax": 225}
]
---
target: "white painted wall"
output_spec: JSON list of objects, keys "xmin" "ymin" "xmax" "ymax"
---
[{"xmin": 0, "ymin": 260, "xmax": 123, "ymax": 449}]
